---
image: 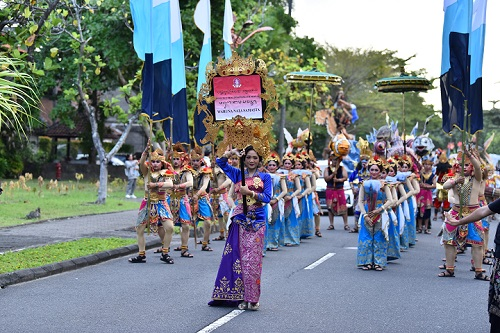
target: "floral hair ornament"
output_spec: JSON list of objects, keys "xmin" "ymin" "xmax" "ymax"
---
[
  {"xmin": 282, "ymin": 152, "xmax": 296, "ymax": 163},
  {"xmin": 265, "ymin": 151, "xmax": 281, "ymax": 165},
  {"xmin": 367, "ymin": 155, "xmax": 384, "ymax": 168}
]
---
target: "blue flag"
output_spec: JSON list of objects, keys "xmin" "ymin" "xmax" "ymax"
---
[
  {"xmin": 130, "ymin": 0, "xmax": 172, "ymax": 123},
  {"xmin": 193, "ymin": 0, "xmax": 212, "ymax": 146},
  {"xmin": 440, "ymin": 0, "xmax": 487, "ymax": 134},
  {"xmin": 163, "ymin": 0, "xmax": 190, "ymax": 144}
]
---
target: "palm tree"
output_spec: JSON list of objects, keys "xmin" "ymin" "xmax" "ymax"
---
[{"xmin": 0, "ymin": 55, "xmax": 39, "ymax": 138}]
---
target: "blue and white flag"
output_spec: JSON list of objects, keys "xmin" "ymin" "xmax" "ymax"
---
[
  {"xmin": 440, "ymin": 0, "xmax": 487, "ymax": 134},
  {"xmin": 130, "ymin": 0, "xmax": 172, "ymax": 123},
  {"xmin": 193, "ymin": 0, "xmax": 212, "ymax": 145},
  {"xmin": 163, "ymin": 0, "xmax": 190, "ymax": 144},
  {"xmin": 223, "ymin": 0, "xmax": 234, "ymax": 59}
]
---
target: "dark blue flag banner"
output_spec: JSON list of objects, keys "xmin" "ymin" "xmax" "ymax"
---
[
  {"xmin": 440, "ymin": 0, "xmax": 487, "ymax": 134},
  {"xmin": 163, "ymin": 0, "xmax": 190, "ymax": 144},
  {"xmin": 130, "ymin": 0, "xmax": 172, "ymax": 123}
]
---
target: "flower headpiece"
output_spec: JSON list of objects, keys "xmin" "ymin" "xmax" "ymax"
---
[
  {"xmin": 265, "ymin": 151, "xmax": 281, "ymax": 165},
  {"xmin": 282, "ymin": 152, "xmax": 295, "ymax": 163},
  {"xmin": 397, "ymin": 154, "xmax": 413, "ymax": 168},
  {"xmin": 295, "ymin": 150, "xmax": 309, "ymax": 162},
  {"xmin": 367, "ymin": 155, "xmax": 384, "ymax": 168},
  {"xmin": 384, "ymin": 157, "xmax": 398, "ymax": 170}
]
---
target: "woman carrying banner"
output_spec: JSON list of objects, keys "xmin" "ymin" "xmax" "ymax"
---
[{"xmin": 209, "ymin": 145, "xmax": 272, "ymax": 311}]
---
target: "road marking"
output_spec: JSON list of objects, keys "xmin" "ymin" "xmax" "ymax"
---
[
  {"xmin": 344, "ymin": 247, "xmax": 358, "ymax": 250},
  {"xmin": 304, "ymin": 253, "xmax": 336, "ymax": 270},
  {"xmin": 197, "ymin": 310, "xmax": 245, "ymax": 333}
]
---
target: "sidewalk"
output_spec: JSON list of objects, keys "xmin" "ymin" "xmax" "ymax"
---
[{"xmin": 0, "ymin": 210, "xmax": 186, "ymax": 288}]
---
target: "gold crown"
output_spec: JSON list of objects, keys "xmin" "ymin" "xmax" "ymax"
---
[
  {"xmin": 396, "ymin": 154, "xmax": 413, "ymax": 168},
  {"xmin": 384, "ymin": 157, "xmax": 398, "ymax": 170},
  {"xmin": 172, "ymin": 142, "xmax": 187, "ymax": 158},
  {"xmin": 282, "ymin": 152, "xmax": 295, "ymax": 163},
  {"xmin": 367, "ymin": 155, "xmax": 384, "ymax": 168},
  {"xmin": 190, "ymin": 146, "xmax": 203, "ymax": 160},
  {"xmin": 150, "ymin": 148, "xmax": 165, "ymax": 162},
  {"xmin": 265, "ymin": 151, "xmax": 280, "ymax": 165}
]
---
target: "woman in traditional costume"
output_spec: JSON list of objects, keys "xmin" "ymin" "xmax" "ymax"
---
[
  {"xmin": 209, "ymin": 146, "xmax": 272, "ymax": 310},
  {"xmin": 416, "ymin": 156, "xmax": 436, "ymax": 234},
  {"xmin": 264, "ymin": 152, "xmax": 287, "ymax": 251},
  {"xmin": 357, "ymin": 156, "xmax": 394, "ymax": 271},
  {"xmin": 280, "ymin": 152, "xmax": 302, "ymax": 246},
  {"xmin": 294, "ymin": 152, "xmax": 314, "ymax": 239}
]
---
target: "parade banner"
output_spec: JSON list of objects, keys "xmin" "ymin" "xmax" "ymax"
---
[
  {"xmin": 213, "ymin": 74, "xmax": 263, "ymax": 121},
  {"xmin": 195, "ymin": 53, "xmax": 277, "ymax": 158}
]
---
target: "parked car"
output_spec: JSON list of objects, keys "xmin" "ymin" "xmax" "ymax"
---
[{"xmin": 315, "ymin": 160, "xmax": 354, "ymax": 215}]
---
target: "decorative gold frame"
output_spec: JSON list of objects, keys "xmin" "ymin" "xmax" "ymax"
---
[{"xmin": 196, "ymin": 52, "xmax": 277, "ymax": 158}]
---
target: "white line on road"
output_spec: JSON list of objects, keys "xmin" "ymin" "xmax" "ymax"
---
[
  {"xmin": 197, "ymin": 309, "xmax": 245, "ymax": 333},
  {"xmin": 304, "ymin": 253, "xmax": 336, "ymax": 270}
]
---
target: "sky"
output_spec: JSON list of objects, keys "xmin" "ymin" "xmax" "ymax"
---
[{"xmin": 292, "ymin": 0, "xmax": 500, "ymax": 111}]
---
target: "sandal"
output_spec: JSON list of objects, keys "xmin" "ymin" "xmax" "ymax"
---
[
  {"xmin": 327, "ymin": 225, "xmax": 335, "ymax": 230},
  {"xmin": 197, "ymin": 240, "xmax": 210, "ymax": 245},
  {"xmin": 154, "ymin": 248, "xmax": 163, "ymax": 253},
  {"xmin": 267, "ymin": 247, "xmax": 279, "ymax": 251},
  {"xmin": 180, "ymin": 250, "xmax": 194, "ymax": 258},
  {"xmin": 474, "ymin": 272, "xmax": 490, "ymax": 281},
  {"xmin": 344, "ymin": 225, "xmax": 350, "ymax": 231},
  {"xmin": 417, "ymin": 229, "xmax": 422, "ymax": 234},
  {"xmin": 483, "ymin": 258, "xmax": 493, "ymax": 265},
  {"xmin": 201, "ymin": 245, "xmax": 213, "ymax": 251},
  {"xmin": 438, "ymin": 269, "xmax": 455, "ymax": 277},
  {"xmin": 362, "ymin": 264, "xmax": 373, "ymax": 270},
  {"xmin": 248, "ymin": 302, "xmax": 260, "ymax": 311},
  {"xmin": 212, "ymin": 235, "xmax": 225, "ymax": 241},
  {"xmin": 374, "ymin": 265, "xmax": 383, "ymax": 271},
  {"xmin": 424, "ymin": 230, "xmax": 432, "ymax": 234},
  {"xmin": 173, "ymin": 246, "xmax": 182, "ymax": 251},
  {"xmin": 160, "ymin": 253, "xmax": 174, "ymax": 264},
  {"xmin": 432, "ymin": 216, "xmax": 437, "ymax": 221},
  {"xmin": 315, "ymin": 230, "xmax": 322, "ymax": 237},
  {"xmin": 470, "ymin": 266, "xmax": 486, "ymax": 272},
  {"xmin": 349, "ymin": 228, "xmax": 358, "ymax": 233},
  {"xmin": 238, "ymin": 301, "xmax": 248, "ymax": 310},
  {"xmin": 485, "ymin": 252, "xmax": 494, "ymax": 258},
  {"xmin": 128, "ymin": 255, "xmax": 146, "ymax": 263}
]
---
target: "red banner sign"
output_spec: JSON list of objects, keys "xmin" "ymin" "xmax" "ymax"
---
[{"xmin": 213, "ymin": 75, "xmax": 263, "ymax": 121}]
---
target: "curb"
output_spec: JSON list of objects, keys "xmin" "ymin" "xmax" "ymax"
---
[{"xmin": 0, "ymin": 239, "xmax": 162, "ymax": 289}]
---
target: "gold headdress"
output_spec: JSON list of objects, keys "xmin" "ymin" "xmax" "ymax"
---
[
  {"xmin": 296, "ymin": 150, "xmax": 309, "ymax": 162},
  {"xmin": 265, "ymin": 151, "xmax": 281, "ymax": 165},
  {"xmin": 385, "ymin": 157, "xmax": 398, "ymax": 170},
  {"xmin": 308, "ymin": 150, "xmax": 316, "ymax": 162},
  {"xmin": 357, "ymin": 137, "xmax": 372, "ymax": 161},
  {"xmin": 150, "ymin": 148, "xmax": 165, "ymax": 162},
  {"xmin": 190, "ymin": 146, "xmax": 203, "ymax": 160},
  {"xmin": 367, "ymin": 155, "xmax": 384, "ymax": 169},
  {"xmin": 438, "ymin": 153, "xmax": 448, "ymax": 164},
  {"xmin": 282, "ymin": 152, "xmax": 295, "ymax": 163},
  {"xmin": 172, "ymin": 142, "xmax": 187, "ymax": 158},
  {"xmin": 456, "ymin": 151, "xmax": 471, "ymax": 165},
  {"xmin": 397, "ymin": 154, "xmax": 413, "ymax": 168}
]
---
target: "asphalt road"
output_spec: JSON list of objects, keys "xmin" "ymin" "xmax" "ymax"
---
[{"xmin": 0, "ymin": 215, "xmax": 493, "ymax": 333}]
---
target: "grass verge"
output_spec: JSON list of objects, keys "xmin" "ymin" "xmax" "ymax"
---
[
  {"xmin": 0, "ymin": 179, "xmax": 140, "ymax": 227},
  {"xmin": 0, "ymin": 238, "xmax": 136, "ymax": 274}
]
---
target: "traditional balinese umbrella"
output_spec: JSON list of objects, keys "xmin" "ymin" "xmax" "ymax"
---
[
  {"xmin": 375, "ymin": 67, "xmax": 431, "ymax": 153},
  {"xmin": 284, "ymin": 68, "xmax": 342, "ymax": 152}
]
